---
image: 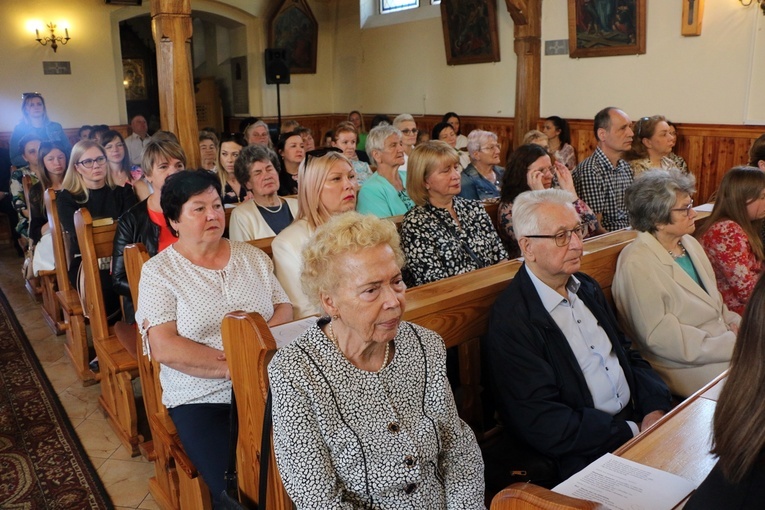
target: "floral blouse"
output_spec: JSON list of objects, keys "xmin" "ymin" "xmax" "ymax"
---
[
  {"xmin": 699, "ymin": 220, "xmax": 764, "ymax": 315},
  {"xmin": 498, "ymin": 197, "xmax": 601, "ymax": 259},
  {"xmin": 10, "ymin": 166, "xmax": 39, "ymax": 238},
  {"xmin": 629, "ymin": 156, "xmax": 678, "ymax": 178},
  {"xmin": 400, "ymin": 197, "xmax": 507, "ymax": 288},
  {"xmin": 554, "ymin": 143, "xmax": 577, "ymax": 171}
]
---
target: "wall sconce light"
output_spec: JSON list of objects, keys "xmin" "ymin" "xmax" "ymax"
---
[
  {"xmin": 35, "ymin": 22, "xmax": 70, "ymax": 52},
  {"xmin": 740, "ymin": 0, "xmax": 765, "ymax": 15}
]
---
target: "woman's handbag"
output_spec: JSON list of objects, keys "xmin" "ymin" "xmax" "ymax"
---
[{"xmin": 219, "ymin": 390, "xmax": 273, "ymax": 509}]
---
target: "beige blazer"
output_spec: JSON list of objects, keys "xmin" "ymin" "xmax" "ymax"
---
[
  {"xmin": 612, "ymin": 231, "xmax": 740, "ymax": 397},
  {"xmin": 271, "ymin": 218, "xmax": 321, "ymax": 320},
  {"xmin": 228, "ymin": 197, "xmax": 299, "ymax": 242}
]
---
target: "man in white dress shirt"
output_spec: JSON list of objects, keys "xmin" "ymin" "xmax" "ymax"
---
[{"xmin": 125, "ymin": 114, "xmax": 150, "ymax": 166}]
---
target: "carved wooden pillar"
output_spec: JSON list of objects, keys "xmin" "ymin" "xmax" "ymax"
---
[
  {"xmin": 505, "ymin": 0, "xmax": 542, "ymax": 150},
  {"xmin": 150, "ymin": 0, "xmax": 200, "ymax": 168}
]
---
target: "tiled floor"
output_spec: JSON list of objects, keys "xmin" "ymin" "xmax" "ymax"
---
[{"xmin": 0, "ymin": 246, "xmax": 159, "ymax": 510}]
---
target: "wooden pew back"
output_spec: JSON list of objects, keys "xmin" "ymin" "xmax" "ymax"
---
[
  {"xmin": 222, "ymin": 311, "xmax": 292, "ymax": 510},
  {"xmin": 74, "ymin": 208, "xmax": 142, "ymax": 456}
]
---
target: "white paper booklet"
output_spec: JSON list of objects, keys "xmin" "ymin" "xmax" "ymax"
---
[
  {"xmin": 552, "ymin": 453, "xmax": 696, "ymax": 510},
  {"xmin": 269, "ymin": 316, "xmax": 315, "ymax": 348}
]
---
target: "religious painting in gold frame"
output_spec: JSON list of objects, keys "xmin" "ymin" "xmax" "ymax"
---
[
  {"xmin": 567, "ymin": 0, "xmax": 646, "ymax": 58},
  {"xmin": 269, "ymin": 0, "xmax": 318, "ymax": 74},
  {"xmin": 440, "ymin": 0, "xmax": 500, "ymax": 66},
  {"xmin": 122, "ymin": 59, "xmax": 147, "ymax": 101}
]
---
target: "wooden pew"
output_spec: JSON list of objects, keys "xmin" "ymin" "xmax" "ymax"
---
[
  {"xmin": 246, "ymin": 236, "xmax": 274, "ymax": 258},
  {"xmin": 125, "ymin": 243, "xmax": 213, "ymax": 510},
  {"xmin": 44, "ymin": 188, "xmax": 97, "ymax": 384},
  {"xmin": 221, "ymin": 311, "xmax": 292, "ymax": 510},
  {"xmin": 490, "ymin": 483, "xmax": 605, "ymax": 510},
  {"xmin": 74, "ymin": 208, "xmax": 141, "ymax": 456},
  {"xmin": 22, "ymin": 176, "xmax": 64, "ymax": 334}
]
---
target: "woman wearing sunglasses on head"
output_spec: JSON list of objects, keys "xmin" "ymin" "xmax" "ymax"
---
[
  {"xmin": 272, "ymin": 148, "xmax": 358, "ymax": 320},
  {"xmin": 10, "ymin": 92, "xmax": 71, "ymax": 168}
]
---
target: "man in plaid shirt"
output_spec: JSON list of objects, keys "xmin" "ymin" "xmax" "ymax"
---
[{"xmin": 573, "ymin": 107, "xmax": 634, "ymax": 231}]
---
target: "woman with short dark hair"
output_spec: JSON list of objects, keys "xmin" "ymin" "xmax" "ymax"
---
[{"xmin": 135, "ymin": 170, "xmax": 291, "ymax": 506}]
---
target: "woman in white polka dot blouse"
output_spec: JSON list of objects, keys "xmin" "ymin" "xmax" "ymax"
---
[
  {"xmin": 135, "ymin": 170, "xmax": 292, "ymax": 505},
  {"xmin": 268, "ymin": 212, "xmax": 485, "ymax": 509}
]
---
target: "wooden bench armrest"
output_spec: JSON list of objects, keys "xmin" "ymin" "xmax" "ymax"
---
[
  {"xmin": 169, "ymin": 443, "xmax": 201, "ymax": 478},
  {"xmin": 491, "ymin": 483, "xmax": 605, "ymax": 510},
  {"xmin": 56, "ymin": 288, "xmax": 83, "ymax": 315},
  {"xmin": 99, "ymin": 336, "xmax": 139, "ymax": 373}
]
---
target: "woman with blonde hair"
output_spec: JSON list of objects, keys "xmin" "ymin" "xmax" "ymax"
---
[
  {"xmin": 400, "ymin": 140, "xmax": 507, "ymax": 287},
  {"xmin": 272, "ymin": 149, "xmax": 358, "ymax": 319},
  {"xmin": 697, "ymin": 166, "xmax": 765, "ymax": 315},
  {"xmin": 58, "ymin": 140, "xmax": 137, "ymax": 316},
  {"xmin": 269, "ymin": 212, "xmax": 485, "ymax": 508},
  {"xmin": 626, "ymin": 115, "xmax": 678, "ymax": 177},
  {"xmin": 10, "ymin": 92, "xmax": 70, "ymax": 167},
  {"xmin": 348, "ymin": 110, "xmax": 367, "ymax": 150}
]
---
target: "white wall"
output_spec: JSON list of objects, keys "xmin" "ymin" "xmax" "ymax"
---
[
  {"xmin": 541, "ymin": 0, "xmax": 765, "ymax": 124},
  {"xmin": 0, "ymin": 0, "xmax": 125, "ymax": 132}
]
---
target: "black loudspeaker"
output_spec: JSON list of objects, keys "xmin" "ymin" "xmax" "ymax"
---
[{"xmin": 265, "ymin": 48, "xmax": 290, "ymax": 85}]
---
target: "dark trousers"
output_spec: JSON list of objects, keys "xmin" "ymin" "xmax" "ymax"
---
[{"xmin": 168, "ymin": 403, "xmax": 231, "ymax": 507}]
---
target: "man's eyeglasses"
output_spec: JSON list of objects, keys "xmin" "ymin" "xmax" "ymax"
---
[
  {"xmin": 480, "ymin": 144, "xmax": 501, "ymax": 153},
  {"xmin": 670, "ymin": 200, "xmax": 694, "ymax": 217},
  {"xmin": 77, "ymin": 156, "xmax": 107, "ymax": 169},
  {"xmin": 525, "ymin": 224, "xmax": 585, "ymax": 247},
  {"xmin": 400, "ymin": 128, "xmax": 418, "ymax": 135}
]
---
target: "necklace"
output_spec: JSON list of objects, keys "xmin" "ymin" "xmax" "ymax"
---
[
  {"xmin": 327, "ymin": 320, "xmax": 390, "ymax": 373},
  {"xmin": 253, "ymin": 197, "xmax": 283, "ymax": 213},
  {"xmin": 668, "ymin": 241, "xmax": 686, "ymax": 259}
]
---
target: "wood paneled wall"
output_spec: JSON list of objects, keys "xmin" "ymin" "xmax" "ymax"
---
[{"xmin": 236, "ymin": 115, "xmax": 763, "ymax": 205}]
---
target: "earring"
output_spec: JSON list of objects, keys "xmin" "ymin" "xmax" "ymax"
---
[{"xmin": 332, "ymin": 314, "xmax": 339, "ymax": 321}]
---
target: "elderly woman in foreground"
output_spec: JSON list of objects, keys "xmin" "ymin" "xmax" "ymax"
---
[
  {"xmin": 686, "ymin": 276, "xmax": 765, "ymax": 508},
  {"xmin": 612, "ymin": 169, "xmax": 739, "ymax": 397},
  {"xmin": 269, "ymin": 212, "xmax": 485, "ymax": 509},
  {"xmin": 135, "ymin": 170, "xmax": 291, "ymax": 504},
  {"xmin": 400, "ymin": 140, "xmax": 507, "ymax": 287}
]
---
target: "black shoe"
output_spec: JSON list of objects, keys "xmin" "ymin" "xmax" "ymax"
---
[{"xmin": 89, "ymin": 357, "xmax": 100, "ymax": 373}]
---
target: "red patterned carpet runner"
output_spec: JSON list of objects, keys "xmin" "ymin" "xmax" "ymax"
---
[{"xmin": 0, "ymin": 288, "xmax": 113, "ymax": 509}]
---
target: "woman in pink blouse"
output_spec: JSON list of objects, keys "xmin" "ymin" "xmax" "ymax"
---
[{"xmin": 697, "ymin": 166, "xmax": 765, "ymax": 315}]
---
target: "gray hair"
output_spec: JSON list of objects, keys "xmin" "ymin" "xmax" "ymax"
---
[
  {"xmin": 625, "ymin": 168, "xmax": 697, "ymax": 233},
  {"xmin": 234, "ymin": 144, "xmax": 280, "ymax": 188},
  {"xmin": 466, "ymin": 130, "xmax": 498, "ymax": 161},
  {"xmin": 393, "ymin": 114, "xmax": 414, "ymax": 129},
  {"xmin": 513, "ymin": 189, "xmax": 576, "ymax": 239},
  {"xmin": 366, "ymin": 124, "xmax": 402, "ymax": 164}
]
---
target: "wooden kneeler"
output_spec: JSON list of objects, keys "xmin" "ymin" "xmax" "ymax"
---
[
  {"xmin": 74, "ymin": 208, "xmax": 141, "ymax": 456},
  {"xmin": 44, "ymin": 189, "xmax": 97, "ymax": 383},
  {"xmin": 221, "ymin": 311, "xmax": 292, "ymax": 510},
  {"xmin": 125, "ymin": 243, "xmax": 212, "ymax": 510}
]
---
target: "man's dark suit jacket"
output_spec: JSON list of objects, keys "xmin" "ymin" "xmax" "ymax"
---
[{"xmin": 485, "ymin": 264, "xmax": 672, "ymax": 481}]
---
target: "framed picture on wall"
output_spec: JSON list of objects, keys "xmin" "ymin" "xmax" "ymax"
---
[
  {"xmin": 122, "ymin": 59, "xmax": 147, "ymax": 100},
  {"xmin": 269, "ymin": 0, "xmax": 318, "ymax": 74},
  {"xmin": 440, "ymin": 0, "xmax": 500, "ymax": 66},
  {"xmin": 567, "ymin": 0, "xmax": 646, "ymax": 58}
]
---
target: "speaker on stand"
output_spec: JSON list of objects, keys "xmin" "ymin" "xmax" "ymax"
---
[{"xmin": 265, "ymin": 48, "xmax": 290, "ymax": 132}]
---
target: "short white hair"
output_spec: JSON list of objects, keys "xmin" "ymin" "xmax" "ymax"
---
[
  {"xmin": 466, "ymin": 130, "xmax": 497, "ymax": 160},
  {"xmin": 393, "ymin": 114, "xmax": 414, "ymax": 128},
  {"xmin": 513, "ymin": 189, "xmax": 575, "ymax": 238}
]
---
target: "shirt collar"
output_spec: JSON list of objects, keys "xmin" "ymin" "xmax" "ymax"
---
[{"xmin": 525, "ymin": 264, "xmax": 580, "ymax": 313}]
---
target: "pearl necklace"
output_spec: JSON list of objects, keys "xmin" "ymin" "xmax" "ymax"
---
[
  {"xmin": 668, "ymin": 241, "xmax": 686, "ymax": 259},
  {"xmin": 327, "ymin": 320, "xmax": 390, "ymax": 373},
  {"xmin": 253, "ymin": 197, "xmax": 283, "ymax": 214}
]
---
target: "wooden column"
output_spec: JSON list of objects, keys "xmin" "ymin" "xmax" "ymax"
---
[
  {"xmin": 505, "ymin": 0, "xmax": 542, "ymax": 149},
  {"xmin": 150, "ymin": 0, "xmax": 200, "ymax": 168}
]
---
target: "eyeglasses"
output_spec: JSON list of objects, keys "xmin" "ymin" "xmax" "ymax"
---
[
  {"xmin": 670, "ymin": 200, "xmax": 694, "ymax": 217},
  {"xmin": 76, "ymin": 156, "xmax": 107, "ymax": 169},
  {"xmin": 304, "ymin": 147, "xmax": 342, "ymax": 164},
  {"xmin": 634, "ymin": 116, "xmax": 650, "ymax": 139},
  {"xmin": 401, "ymin": 128, "xmax": 418, "ymax": 135},
  {"xmin": 525, "ymin": 224, "xmax": 585, "ymax": 247},
  {"xmin": 480, "ymin": 144, "xmax": 501, "ymax": 153}
]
